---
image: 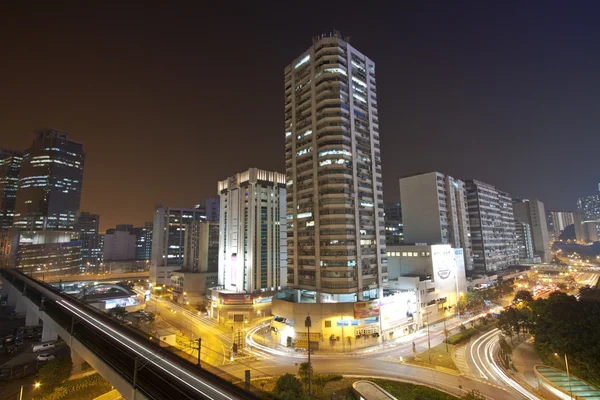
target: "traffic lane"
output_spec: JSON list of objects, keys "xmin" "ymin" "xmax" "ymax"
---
[{"xmin": 149, "ymin": 301, "xmax": 227, "ymax": 366}]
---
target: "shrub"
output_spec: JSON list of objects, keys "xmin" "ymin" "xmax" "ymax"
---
[
  {"xmin": 446, "ymin": 328, "xmax": 478, "ymax": 345},
  {"xmin": 37, "ymin": 357, "xmax": 73, "ymax": 393},
  {"xmin": 275, "ymin": 373, "xmax": 306, "ymax": 400}
]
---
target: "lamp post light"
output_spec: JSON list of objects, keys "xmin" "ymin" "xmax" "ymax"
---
[
  {"xmin": 20, "ymin": 382, "xmax": 41, "ymax": 400},
  {"xmin": 305, "ymin": 315, "xmax": 312, "ymax": 396}
]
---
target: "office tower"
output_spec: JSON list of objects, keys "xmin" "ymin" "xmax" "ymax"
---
[
  {"xmin": 0, "ymin": 149, "xmax": 23, "ymax": 231},
  {"xmin": 184, "ymin": 220, "xmax": 219, "ymax": 272},
  {"xmin": 132, "ymin": 223, "xmax": 153, "ymax": 261},
  {"xmin": 150, "ymin": 206, "xmax": 207, "ymax": 285},
  {"xmin": 577, "ymin": 194, "xmax": 600, "ymax": 222},
  {"xmin": 283, "ymin": 33, "xmax": 387, "ymax": 302},
  {"xmin": 195, "ymin": 197, "xmax": 220, "ymax": 222},
  {"xmin": 548, "ymin": 211, "xmax": 574, "ymax": 240},
  {"xmin": 465, "ymin": 180, "xmax": 518, "ymax": 274},
  {"xmin": 399, "ymin": 172, "xmax": 473, "ymax": 271},
  {"xmin": 383, "ymin": 202, "xmax": 403, "ymax": 246},
  {"xmin": 515, "ymin": 221, "xmax": 535, "ymax": 262},
  {"xmin": 574, "ymin": 211, "xmax": 599, "ymax": 243},
  {"xmin": 13, "ymin": 130, "xmax": 85, "ymax": 231},
  {"xmin": 513, "ymin": 199, "xmax": 550, "ymax": 262},
  {"xmin": 74, "ymin": 212, "xmax": 100, "ymax": 272},
  {"xmin": 103, "ymin": 225, "xmax": 136, "ymax": 261},
  {"xmin": 218, "ymin": 168, "xmax": 286, "ymax": 293}
]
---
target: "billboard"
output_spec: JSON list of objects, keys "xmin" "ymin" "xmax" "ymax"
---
[
  {"xmin": 353, "ymin": 300, "xmax": 380, "ymax": 319},
  {"xmin": 380, "ymin": 291, "xmax": 417, "ymax": 330}
]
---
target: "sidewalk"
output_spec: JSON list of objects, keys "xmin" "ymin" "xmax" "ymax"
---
[{"xmin": 511, "ymin": 336, "xmax": 543, "ymax": 390}]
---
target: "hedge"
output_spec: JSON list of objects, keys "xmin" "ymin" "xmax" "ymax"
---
[{"xmin": 36, "ymin": 373, "xmax": 109, "ymax": 400}]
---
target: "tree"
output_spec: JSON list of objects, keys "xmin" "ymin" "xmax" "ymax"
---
[
  {"xmin": 513, "ymin": 290, "xmax": 533, "ymax": 304},
  {"xmin": 37, "ymin": 356, "xmax": 72, "ymax": 393},
  {"xmin": 275, "ymin": 374, "xmax": 305, "ymax": 400},
  {"xmin": 297, "ymin": 362, "xmax": 313, "ymax": 383}
]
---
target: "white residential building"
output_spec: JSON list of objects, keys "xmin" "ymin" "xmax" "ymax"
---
[
  {"xmin": 465, "ymin": 180, "xmax": 518, "ymax": 275},
  {"xmin": 399, "ymin": 172, "xmax": 472, "ymax": 271},
  {"xmin": 218, "ymin": 168, "xmax": 287, "ymax": 294}
]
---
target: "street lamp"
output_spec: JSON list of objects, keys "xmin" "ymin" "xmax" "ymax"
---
[{"xmin": 20, "ymin": 382, "xmax": 41, "ymax": 400}]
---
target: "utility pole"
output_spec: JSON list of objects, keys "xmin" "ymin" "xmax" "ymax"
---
[
  {"xmin": 197, "ymin": 338, "xmax": 202, "ymax": 367},
  {"xmin": 565, "ymin": 353, "xmax": 573, "ymax": 400},
  {"xmin": 132, "ymin": 357, "xmax": 139, "ymax": 400},
  {"xmin": 443, "ymin": 309, "xmax": 449, "ymax": 353},
  {"xmin": 305, "ymin": 315, "xmax": 312, "ymax": 396}
]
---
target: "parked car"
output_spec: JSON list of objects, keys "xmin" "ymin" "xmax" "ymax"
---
[
  {"xmin": 32, "ymin": 342, "xmax": 55, "ymax": 352},
  {"xmin": 36, "ymin": 353, "xmax": 55, "ymax": 362}
]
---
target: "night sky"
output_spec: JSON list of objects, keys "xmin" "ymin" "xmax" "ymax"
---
[{"xmin": 2, "ymin": 1, "xmax": 599, "ymax": 232}]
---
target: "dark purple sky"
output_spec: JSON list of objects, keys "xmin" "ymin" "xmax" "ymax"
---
[{"xmin": 2, "ymin": 1, "xmax": 599, "ymax": 231}]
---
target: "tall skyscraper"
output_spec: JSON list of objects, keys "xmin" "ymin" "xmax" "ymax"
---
[
  {"xmin": 465, "ymin": 180, "xmax": 518, "ymax": 274},
  {"xmin": 0, "ymin": 149, "xmax": 23, "ymax": 231},
  {"xmin": 513, "ymin": 199, "xmax": 550, "ymax": 262},
  {"xmin": 13, "ymin": 130, "xmax": 85, "ymax": 231},
  {"xmin": 399, "ymin": 172, "xmax": 473, "ymax": 271},
  {"xmin": 150, "ymin": 206, "xmax": 207, "ymax": 285},
  {"xmin": 284, "ymin": 32, "xmax": 386, "ymax": 301},
  {"xmin": 383, "ymin": 202, "xmax": 403, "ymax": 246},
  {"xmin": 132, "ymin": 223, "xmax": 153, "ymax": 261},
  {"xmin": 74, "ymin": 212, "xmax": 100, "ymax": 271},
  {"xmin": 218, "ymin": 168, "xmax": 286, "ymax": 293}
]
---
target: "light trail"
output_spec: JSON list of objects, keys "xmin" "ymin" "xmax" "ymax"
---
[{"xmin": 58, "ymin": 299, "xmax": 237, "ymax": 400}]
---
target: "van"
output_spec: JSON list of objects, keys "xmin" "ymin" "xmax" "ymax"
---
[{"xmin": 32, "ymin": 342, "xmax": 55, "ymax": 352}]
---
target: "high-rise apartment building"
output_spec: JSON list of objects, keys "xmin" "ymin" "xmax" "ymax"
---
[
  {"xmin": 218, "ymin": 168, "xmax": 286, "ymax": 293},
  {"xmin": 13, "ymin": 130, "xmax": 85, "ymax": 231},
  {"xmin": 184, "ymin": 220, "xmax": 219, "ymax": 273},
  {"xmin": 150, "ymin": 206, "xmax": 207, "ymax": 285},
  {"xmin": 465, "ymin": 180, "xmax": 518, "ymax": 274},
  {"xmin": 103, "ymin": 225, "xmax": 136, "ymax": 261},
  {"xmin": 399, "ymin": 172, "xmax": 473, "ymax": 271},
  {"xmin": 74, "ymin": 212, "xmax": 101, "ymax": 271},
  {"xmin": 515, "ymin": 221, "xmax": 535, "ymax": 262},
  {"xmin": 513, "ymin": 199, "xmax": 550, "ymax": 262},
  {"xmin": 283, "ymin": 33, "xmax": 386, "ymax": 302},
  {"xmin": 548, "ymin": 211, "xmax": 574, "ymax": 240},
  {"xmin": 0, "ymin": 149, "xmax": 23, "ymax": 231},
  {"xmin": 383, "ymin": 202, "xmax": 403, "ymax": 246},
  {"xmin": 195, "ymin": 198, "xmax": 220, "ymax": 222},
  {"xmin": 577, "ymin": 194, "xmax": 600, "ymax": 222}
]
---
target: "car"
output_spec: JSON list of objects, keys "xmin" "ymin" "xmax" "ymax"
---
[
  {"xmin": 32, "ymin": 342, "xmax": 55, "ymax": 352},
  {"xmin": 36, "ymin": 353, "xmax": 55, "ymax": 362}
]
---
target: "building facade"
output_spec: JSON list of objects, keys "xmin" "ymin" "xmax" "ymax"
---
[
  {"xmin": 103, "ymin": 226, "xmax": 136, "ymax": 261},
  {"xmin": 74, "ymin": 212, "xmax": 101, "ymax": 272},
  {"xmin": 0, "ymin": 149, "xmax": 23, "ymax": 231},
  {"xmin": 383, "ymin": 202, "xmax": 403, "ymax": 246},
  {"xmin": 515, "ymin": 221, "xmax": 535, "ymax": 262},
  {"xmin": 465, "ymin": 180, "xmax": 518, "ymax": 275},
  {"xmin": 13, "ymin": 130, "xmax": 85, "ymax": 231},
  {"xmin": 548, "ymin": 211, "xmax": 574, "ymax": 240},
  {"xmin": 577, "ymin": 194, "xmax": 600, "ymax": 222},
  {"xmin": 399, "ymin": 172, "xmax": 473, "ymax": 271},
  {"xmin": 132, "ymin": 222, "xmax": 153, "ymax": 261},
  {"xmin": 184, "ymin": 220, "xmax": 219, "ymax": 273},
  {"xmin": 150, "ymin": 206, "xmax": 207, "ymax": 285},
  {"xmin": 218, "ymin": 168, "xmax": 286, "ymax": 294},
  {"xmin": 284, "ymin": 32, "xmax": 386, "ymax": 303},
  {"xmin": 513, "ymin": 199, "xmax": 550, "ymax": 262},
  {"xmin": 196, "ymin": 197, "xmax": 220, "ymax": 222},
  {"xmin": 16, "ymin": 230, "xmax": 82, "ymax": 277}
]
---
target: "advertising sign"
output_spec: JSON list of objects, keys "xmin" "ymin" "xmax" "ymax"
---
[
  {"xmin": 353, "ymin": 299, "xmax": 380, "ymax": 319},
  {"xmin": 380, "ymin": 291, "xmax": 417, "ymax": 330}
]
